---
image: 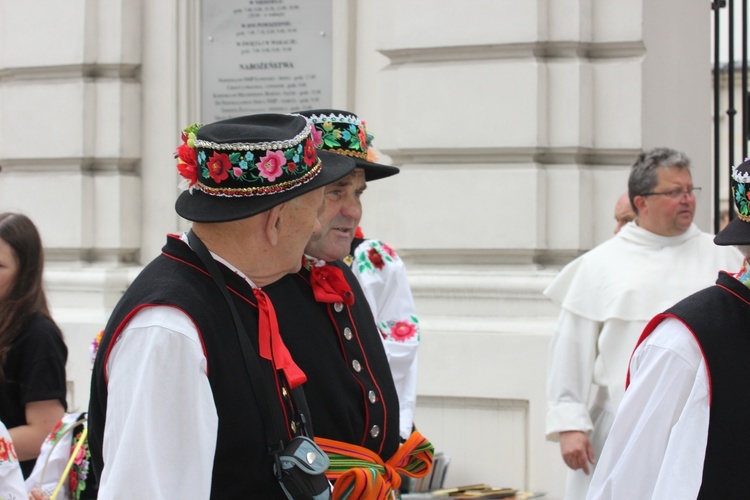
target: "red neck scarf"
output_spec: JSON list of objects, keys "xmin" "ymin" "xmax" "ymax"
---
[
  {"xmin": 252, "ymin": 288, "xmax": 307, "ymax": 389},
  {"xmin": 308, "ymin": 261, "xmax": 355, "ymax": 306}
]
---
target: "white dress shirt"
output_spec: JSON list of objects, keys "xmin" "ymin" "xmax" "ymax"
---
[{"xmin": 586, "ymin": 317, "xmax": 709, "ymax": 499}]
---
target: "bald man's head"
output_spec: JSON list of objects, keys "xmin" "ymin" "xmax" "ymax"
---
[{"xmin": 614, "ymin": 192, "xmax": 635, "ymax": 234}]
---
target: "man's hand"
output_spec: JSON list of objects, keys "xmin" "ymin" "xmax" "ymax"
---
[{"xmin": 559, "ymin": 430, "xmax": 595, "ymax": 474}]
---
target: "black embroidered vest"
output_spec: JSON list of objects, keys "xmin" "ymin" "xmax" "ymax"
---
[{"xmin": 264, "ymin": 260, "xmax": 400, "ymax": 460}]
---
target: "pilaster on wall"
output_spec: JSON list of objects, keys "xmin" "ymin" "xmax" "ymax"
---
[
  {"xmin": 360, "ymin": 0, "xmax": 649, "ymax": 260},
  {"xmin": 0, "ymin": 0, "xmax": 143, "ymax": 263},
  {"xmin": 0, "ymin": 0, "xmax": 144, "ymax": 409},
  {"xmin": 642, "ymin": 0, "xmax": 713, "ymax": 229}
]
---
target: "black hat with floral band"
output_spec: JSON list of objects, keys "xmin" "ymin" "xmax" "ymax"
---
[
  {"xmin": 715, "ymin": 158, "xmax": 750, "ymax": 245},
  {"xmin": 175, "ymin": 113, "xmax": 355, "ymax": 223},
  {"xmin": 294, "ymin": 109, "xmax": 400, "ymax": 181}
]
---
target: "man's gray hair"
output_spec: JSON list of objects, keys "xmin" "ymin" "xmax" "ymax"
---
[{"xmin": 628, "ymin": 148, "xmax": 691, "ymax": 213}]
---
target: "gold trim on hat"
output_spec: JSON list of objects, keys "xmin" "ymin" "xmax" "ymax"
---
[
  {"xmin": 327, "ymin": 148, "xmax": 368, "ymax": 160},
  {"xmin": 738, "ymin": 212, "xmax": 750, "ymax": 223}
]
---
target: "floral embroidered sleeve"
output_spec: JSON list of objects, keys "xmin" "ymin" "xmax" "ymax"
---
[
  {"xmin": 25, "ymin": 412, "xmax": 92, "ymax": 500},
  {"xmin": 351, "ymin": 241, "xmax": 420, "ymax": 339},
  {"xmin": 0, "ymin": 421, "xmax": 27, "ymax": 500},
  {"xmin": 349, "ymin": 239, "xmax": 420, "ymax": 440}
]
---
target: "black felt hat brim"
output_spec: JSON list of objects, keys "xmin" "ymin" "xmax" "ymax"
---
[
  {"xmin": 175, "ymin": 150, "xmax": 354, "ymax": 223},
  {"xmin": 355, "ymin": 158, "xmax": 400, "ymax": 181},
  {"xmin": 714, "ymin": 216, "xmax": 750, "ymax": 245}
]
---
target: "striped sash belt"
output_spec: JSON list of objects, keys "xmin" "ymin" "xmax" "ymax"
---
[{"xmin": 316, "ymin": 430, "xmax": 434, "ymax": 500}]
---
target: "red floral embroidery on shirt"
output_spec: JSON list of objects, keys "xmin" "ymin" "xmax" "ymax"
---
[
  {"xmin": 0, "ymin": 437, "xmax": 16, "ymax": 462},
  {"xmin": 389, "ymin": 320, "xmax": 418, "ymax": 342},
  {"xmin": 354, "ymin": 240, "xmax": 397, "ymax": 275},
  {"xmin": 381, "ymin": 242, "xmax": 397, "ymax": 259},
  {"xmin": 367, "ymin": 248, "xmax": 385, "ymax": 269}
]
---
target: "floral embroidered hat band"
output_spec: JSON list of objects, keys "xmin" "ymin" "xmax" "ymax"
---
[
  {"xmin": 294, "ymin": 109, "xmax": 400, "ymax": 181},
  {"xmin": 715, "ymin": 158, "xmax": 750, "ymax": 246},
  {"xmin": 175, "ymin": 113, "xmax": 355, "ymax": 223}
]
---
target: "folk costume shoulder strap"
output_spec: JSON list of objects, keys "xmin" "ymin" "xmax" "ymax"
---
[{"xmin": 186, "ymin": 230, "xmax": 315, "ymax": 453}]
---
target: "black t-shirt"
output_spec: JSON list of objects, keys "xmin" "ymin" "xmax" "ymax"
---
[{"xmin": 0, "ymin": 312, "xmax": 67, "ymax": 477}]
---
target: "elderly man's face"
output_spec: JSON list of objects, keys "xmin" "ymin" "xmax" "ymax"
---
[
  {"xmin": 280, "ymin": 187, "xmax": 325, "ymax": 272},
  {"xmin": 636, "ymin": 166, "xmax": 696, "ymax": 237},
  {"xmin": 305, "ymin": 169, "xmax": 366, "ymax": 262}
]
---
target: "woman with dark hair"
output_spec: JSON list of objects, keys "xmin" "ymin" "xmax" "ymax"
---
[{"xmin": 0, "ymin": 212, "xmax": 67, "ymax": 478}]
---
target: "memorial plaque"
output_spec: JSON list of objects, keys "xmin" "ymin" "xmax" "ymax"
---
[{"xmin": 201, "ymin": 0, "xmax": 332, "ymax": 122}]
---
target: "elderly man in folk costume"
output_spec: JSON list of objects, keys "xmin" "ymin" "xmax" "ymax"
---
[
  {"xmin": 264, "ymin": 110, "xmax": 432, "ymax": 498},
  {"xmin": 89, "ymin": 114, "xmax": 355, "ymax": 499},
  {"xmin": 299, "ymin": 109, "xmax": 421, "ymax": 442}
]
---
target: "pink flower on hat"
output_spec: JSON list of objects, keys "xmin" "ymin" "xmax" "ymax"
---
[
  {"xmin": 256, "ymin": 150, "xmax": 286, "ymax": 182},
  {"xmin": 310, "ymin": 126, "xmax": 323, "ymax": 148},
  {"xmin": 207, "ymin": 152, "xmax": 231, "ymax": 183}
]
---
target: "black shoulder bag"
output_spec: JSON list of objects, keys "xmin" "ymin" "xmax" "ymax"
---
[{"xmin": 187, "ymin": 230, "xmax": 330, "ymax": 499}]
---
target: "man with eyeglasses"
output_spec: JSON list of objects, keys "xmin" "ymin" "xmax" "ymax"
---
[{"xmin": 543, "ymin": 147, "xmax": 743, "ymax": 500}]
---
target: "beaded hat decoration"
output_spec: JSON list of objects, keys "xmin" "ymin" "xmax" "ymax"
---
[
  {"xmin": 294, "ymin": 109, "xmax": 399, "ymax": 181},
  {"xmin": 732, "ymin": 160, "xmax": 750, "ymax": 222},
  {"xmin": 177, "ymin": 116, "xmax": 321, "ymax": 197},
  {"xmin": 715, "ymin": 157, "xmax": 750, "ymax": 245},
  {"xmin": 175, "ymin": 113, "xmax": 355, "ymax": 223}
]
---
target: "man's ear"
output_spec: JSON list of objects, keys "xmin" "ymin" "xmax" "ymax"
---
[
  {"xmin": 264, "ymin": 203, "xmax": 285, "ymax": 246},
  {"xmin": 633, "ymin": 195, "xmax": 647, "ymax": 215}
]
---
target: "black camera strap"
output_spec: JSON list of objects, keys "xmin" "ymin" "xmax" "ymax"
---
[{"xmin": 187, "ymin": 230, "xmax": 315, "ymax": 466}]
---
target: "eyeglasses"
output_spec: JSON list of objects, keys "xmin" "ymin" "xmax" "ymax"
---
[{"xmin": 641, "ymin": 187, "xmax": 702, "ymax": 200}]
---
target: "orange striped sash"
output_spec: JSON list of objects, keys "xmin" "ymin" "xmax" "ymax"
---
[{"xmin": 316, "ymin": 430, "xmax": 434, "ymax": 500}]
